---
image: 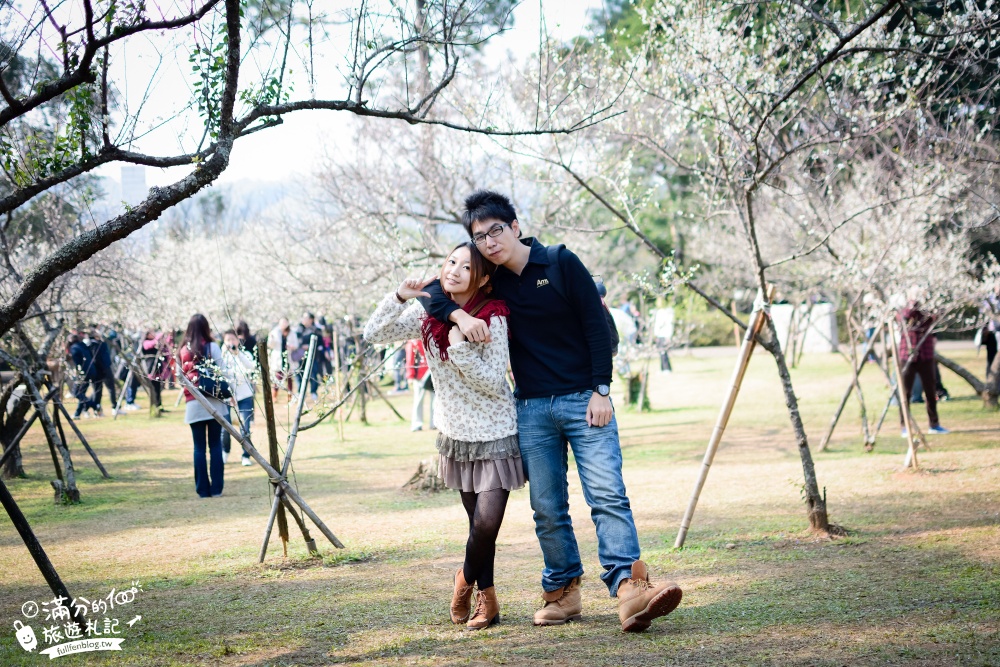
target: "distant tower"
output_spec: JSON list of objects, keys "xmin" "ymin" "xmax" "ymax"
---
[{"xmin": 121, "ymin": 166, "xmax": 148, "ymax": 206}]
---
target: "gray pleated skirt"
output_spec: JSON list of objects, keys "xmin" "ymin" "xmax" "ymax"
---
[{"xmin": 436, "ymin": 433, "xmax": 525, "ymax": 493}]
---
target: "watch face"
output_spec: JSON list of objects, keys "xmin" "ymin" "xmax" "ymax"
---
[{"xmin": 596, "ymin": 384, "xmax": 610, "ymax": 396}]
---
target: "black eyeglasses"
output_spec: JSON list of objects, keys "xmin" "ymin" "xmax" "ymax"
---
[{"xmin": 472, "ymin": 223, "xmax": 508, "ymax": 246}]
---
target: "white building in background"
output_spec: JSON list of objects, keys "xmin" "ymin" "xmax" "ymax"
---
[
  {"xmin": 771, "ymin": 302, "xmax": 839, "ymax": 353},
  {"xmin": 121, "ymin": 166, "xmax": 148, "ymax": 206}
]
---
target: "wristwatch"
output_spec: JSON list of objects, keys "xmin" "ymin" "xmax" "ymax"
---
[{"xmin": 594, "ymin": 384, "xmax": 611, "ymax": 397}]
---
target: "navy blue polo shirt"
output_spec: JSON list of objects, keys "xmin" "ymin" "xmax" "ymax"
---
[{"xmin": 426, "ymin": 238, "xmax": 613, "ymax": 399}]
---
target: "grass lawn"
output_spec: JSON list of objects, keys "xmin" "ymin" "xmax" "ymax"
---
[{"xmin": 1, "ymin": 343, "xmax": 998, "ymax": 666}]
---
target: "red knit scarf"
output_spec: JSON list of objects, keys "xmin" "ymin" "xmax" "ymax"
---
[{"xmin": 421, "ymin": 291, "xmax": 509, "ymax": 361}]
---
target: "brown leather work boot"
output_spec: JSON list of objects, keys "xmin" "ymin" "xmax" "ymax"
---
[
  {"xmin": 532, "ymin": 577, "xmax": 583, "ymax": 626},
  {"xmin": 450, "ymin": 567, "xmax": 474, "ymax": 624},
  {"xmin": 617, "ymin": 560, "xmax": 682, "ymax": 633},
  {"xmin": 466, "ymin": 587, "xmax": 500, "ymax": 630}
]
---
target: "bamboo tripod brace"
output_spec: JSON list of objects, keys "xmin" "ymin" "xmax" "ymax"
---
[
  {"xmin": 675, "ymin": 286, "xmax": 774, "ymax": 548},
  {"xmin": 259, "ymin": 337, "xmax": 320, "ymax": 561},
  {"xmin": 176, "ymin": 366, "xmax": 346, "ymax": 553}
]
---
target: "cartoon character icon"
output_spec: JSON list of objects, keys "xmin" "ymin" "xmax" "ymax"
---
[{"xmin": 14, "ymin": 620, "xmax": 37, "ymax": 652}]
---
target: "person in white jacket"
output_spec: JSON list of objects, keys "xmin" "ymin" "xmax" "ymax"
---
[
  {"xmin": 364, "ymin": 242, "xmax": 522, "ymax": 631},
  {"xmin": 267, "ymin": 318, "xmax": 298, "ymax": 401},
  {"xmin": 222, "ymin": 330, "xmax": 257, "ymax": 466}
]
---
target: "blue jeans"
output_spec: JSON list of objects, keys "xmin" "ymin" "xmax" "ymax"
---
[
  {"xmin": 73, "ymin": 380, "xmax": 96, "ymax": 417},
  {"xmin": 191, "ymin": 419, "xmax": 224, "ymax": 497},
  {"xmin": 236, "ymin": 396, "xmax": 254, "ymax": 442},
  {"xmin": 223, "ymin": 398, "xmax": 255, "ymax": 455},
  {"xmin": 297, "ymin": 362, "xmax": 320, "ymax": 396},
  {"xmin": 517, "ymin": 390, "xmax": 640, "ymax": 597}
]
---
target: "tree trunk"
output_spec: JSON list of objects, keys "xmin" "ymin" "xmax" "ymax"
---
[
  {"xmin": 934, "ymin": 351, "xmax": 997, "ymax": 409},
  {"xmin": 741, "ymin": 188, "xmax": 836, "ymax": 534},
  {"xmin": 625, "ymin": 371, "xmax": 651, "ymax": 411},
  {"xmin": 0, "ymin": 376, "xmax": 31, "ymax": 479},
  {"xmin": 555, "ymin": 162, "xmax": 838, "ymax": 534},
  {"xmin": 404, "ymin": 457, "xmax": 446, "ymax": 493},
  {"xmin": 759, "ymin": 321, "xmax": 834, "ymax": 532}
]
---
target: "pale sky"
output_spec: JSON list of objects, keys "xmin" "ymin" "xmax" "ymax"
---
[{"xmin": 98, "ymin": 1, "xmax": 606, "ymax": 191}]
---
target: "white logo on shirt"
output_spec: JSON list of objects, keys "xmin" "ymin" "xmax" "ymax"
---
[{"xmin": 536, "ymin": 279, "xmax": 549, "ymax": 287}]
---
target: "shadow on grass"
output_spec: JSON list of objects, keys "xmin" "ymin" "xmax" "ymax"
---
[{"xmin": 1, "ymin": 521, "xmax": 998, "ymax": 666}]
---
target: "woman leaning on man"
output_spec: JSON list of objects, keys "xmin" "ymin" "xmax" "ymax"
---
[{"xmin": 363, "ymin": 241, "xmax": 523, "ymax": 630}]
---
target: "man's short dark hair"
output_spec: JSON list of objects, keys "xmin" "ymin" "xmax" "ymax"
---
[{"xmin": 462, "ymin": 190, "xmax": 517, "ymax": 237}]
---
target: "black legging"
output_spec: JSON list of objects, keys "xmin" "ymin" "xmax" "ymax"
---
[{"xmin": 459, "ymin": 488, "xmax": 509, "ymax": 590}]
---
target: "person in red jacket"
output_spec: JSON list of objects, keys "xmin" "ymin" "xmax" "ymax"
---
[
  {"xmin": 897, "ymin": 301, "xmax": 949, "ymax": 435},
  {"xmin": 406, "ymin": 338, "xmax": 435, "ymax": 431},
  {"xmin": 179, "ymin": 314, "xmax": 227, "ymax": 497}
]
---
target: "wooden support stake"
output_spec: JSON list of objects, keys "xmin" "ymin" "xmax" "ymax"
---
[
  {"xmin": 40, "ymin": 407, "xmax": 64, "ymax": 485},
  {"xmin": 24, "ymin": 374, "xmax": 78, "ymax": 502},
  {"xmin": 344, "ymin": 387, "xmax": 360, "ymax": 422},
  {"xmin": 280, "ymin": 494, "xmax": 318, "ymax": 555},
  {"xmin": 256, "ymin": 337, "xmax": 290, "ymax": 560},
  {"xmin": 0, "ymin": 410, "xmax": 39, "ymax": 470},
  {"xmin": 844, "ymin": 315, "xmax": 873, "ymax": 448},
  {"xmin": 333, "ymin": 330, "xmax": 345, "ymax": 440},
  {"xmin": 818, "ymin": 333, "xmax": 878, "ymax": 452},
  {"xmin": 52, "ymin": 406, "xmax": 69, "ymax": 454},
  {"xmin": 298, "ymin": 344, "xmax": 401, "ymax": 432},
  {"xmin": 113, "ymin": 366, "xmax": 132, "ymax": 419},
  {"xmin": 887, "ymin": 322, "xmax": 918, "ymax": 469},
  {"xmin": 114, "ymin": 339, "xmax": 144, "ymax": 419},
  {"xmin": 676, "ymin": 286, "xmax": 774, "ymax": 548},
  {"xmin": 0, "ymin": 387, "xmax": 58, "ymax": 468},
  {"xmin": 873, "ymin": 391, "xmax": 893, "ymax": 439},
  {"xmin": 794, "ymin": 301, "xmax": 816, "ymax": 368},
  {"xmin": 260, "ymin": 337, "xmax": 318, "ymax": 560},
  {"xmin": 55, "ymin": 401, "xmax": 109, "ymax": 479},
  {"xmin": 177, "ymin": 370, "xmax": 345, "ymax": 549},
  {"xmin": 0, "ymin": 478, "xmax": 86, "ymax": 628},
  {"xmin": 368, "ymin": 376, "xmax": 405, "ymax": 421},
  {"xmin": 730, "ymin": 300, "xmax": 740, "ymax": 348}
]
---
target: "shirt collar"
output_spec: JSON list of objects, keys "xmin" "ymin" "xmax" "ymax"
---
[
  {"xmin": 494, "ymin": 237, "xmax": 549, "ymax": 279},
  {"xmin": 522, "ymin": 237, "xmax": 550, "ymax": 265}
]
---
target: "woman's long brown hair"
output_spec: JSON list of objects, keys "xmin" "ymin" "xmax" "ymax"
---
[{"xmin": 181, "ymin": 313, "xmax": 213, "ymax": 359}]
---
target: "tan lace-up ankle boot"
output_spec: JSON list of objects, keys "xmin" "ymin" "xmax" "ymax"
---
[
  {"xmin": 466, "ymin": 587, "xmax": 500, "ymax": 630},
  {"xmin": 532, "ymin": 577, "xmax": 582, "ymax": 626},
  {"xmin": 617, "ymin": 560, "xmax": 682, "ymax": 633},
  {"xmin": 450, "ymin": 567, "xmax": 474, "ymax": 624}
]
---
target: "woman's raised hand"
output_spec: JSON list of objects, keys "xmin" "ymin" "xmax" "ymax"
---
[{"xmin": 396, "ymin": 277, "xmax": 435, "ymax": 301}]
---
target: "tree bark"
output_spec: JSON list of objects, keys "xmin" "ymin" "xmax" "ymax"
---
[
  {"xmin": 1, "ymin": 394, "xmax": 31, "ymax": 479},
  {"xmin": 0, "ymin": 0, "xmax": 244, "ymax": 339},
  {"xmin": 1, "ymin": 374, "xmax": 28, "ymax": 478},
  {"xmin": 558, "ymin": 161, "xmax": 836, "ymax": 534},
  {"xmin": 256, "ymin": 337, "xmax": 290, "ymax": 557},
  {"xmin": 24, "ymin": 374, "xmax": 79, "ymax": 503},
  {"xmin": 935, "ymin": 351, "xmax": 998, "ymax": 409},
  {"xmin": 741, "ymin": 187, "xmax": 834, "ymax": 533},
  {"xmin": 759, "ymin": 320, "xmax": 833, "ymax": 532}
]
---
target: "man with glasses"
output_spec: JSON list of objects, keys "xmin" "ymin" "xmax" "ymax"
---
[{"xmin": 423, "ymin": 190, "xmax": 682, "ymax": 633}]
